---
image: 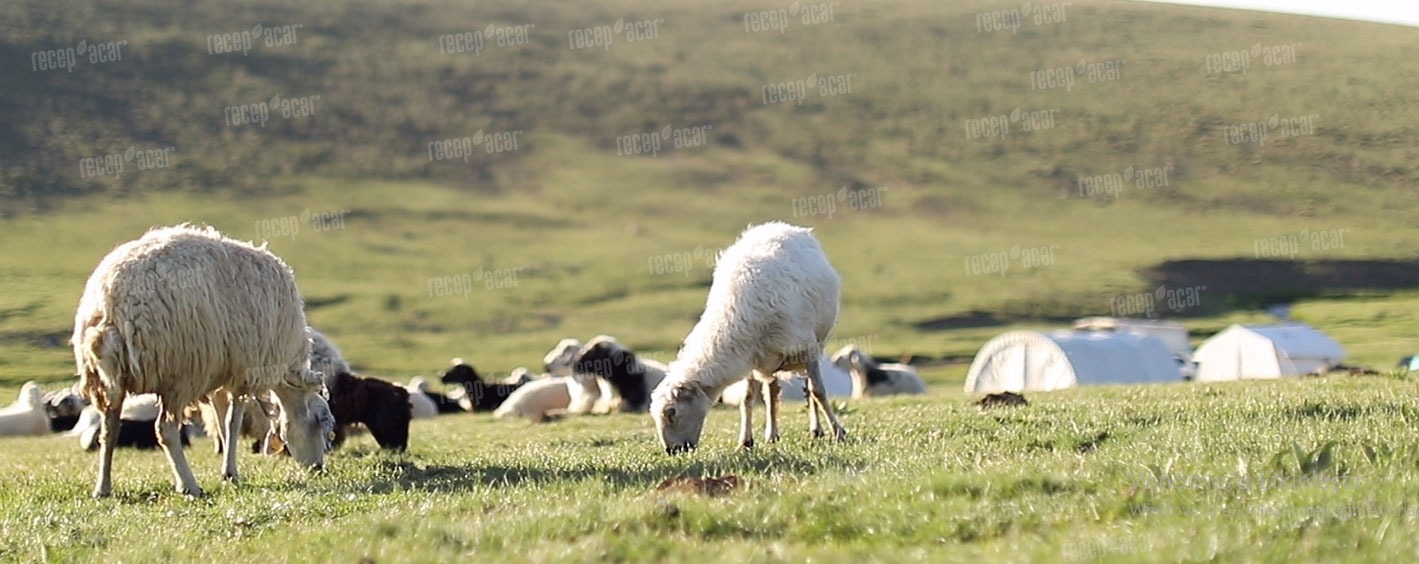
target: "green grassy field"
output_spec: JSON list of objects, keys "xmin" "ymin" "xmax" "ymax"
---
[
  {"xmin": 3, "ymin": 0, "xmax": 1419, "ymax": 560},
  {"xmin": 6, "ymin": 378, "xmax": 1419, "ymax": 562}
]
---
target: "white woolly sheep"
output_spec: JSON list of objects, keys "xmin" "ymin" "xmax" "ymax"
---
[
  {"xmin": 570, "ymin": 336, "xmax": 668, "ymax": 413},
  {"xmin": 0, "ymin": 382, "xmax": 49, "ymax": 437},
  {"xmin": 650, "ymin": 222, "xmax": 847, "ymax": 454},
  {"xmin": 493, "ymin": 376, "xmax": 572, "ymax": 422},
  {"xmin": 830, "ymin": 345, "xmax": 927, "ymax": 398},
  {"xmin": 71, "ymin": 224, "xmax": 333, "ymax": 497},
  {"xmin": 404, "ymin": 376, "xmax": 442, "ymax": 419}
]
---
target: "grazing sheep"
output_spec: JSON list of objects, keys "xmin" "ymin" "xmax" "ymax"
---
[
  {"xmin": 327, "ymin": 371, "xmax": 411, "ymax": 451},
  {"xmin": 75, "ymin": 394, "xmax": 192, "ymax": 450},
  {"xmin": 570, "ymin": 336, "xmax": 668, "ymax": 413},
  {"xmin": 651, "ymin": 222, "xmax": 847, "ymax": 454},
  {"xmin": 493, "ymin": 376, "xmax": 572, "ymax": 422},
  {"xmin": 0, "ymin": 382, "xmax": 49, "ymax": 437},
  {"xmin": 440, "ymin": 359, "xmax": 521, "ymax": 412},
  {"xmin": 830, "ymin": 345, "xmax": 927, "ymax": 398},
  {"xmin": 71, "ymin": 224, "xmax": 332, "ymax": 497},
  {"xmin": 407, "ymin": 376, "xmax": 463, "ymax": 415}
]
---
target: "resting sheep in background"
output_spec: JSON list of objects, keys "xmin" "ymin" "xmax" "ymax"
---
[
  {"xmin": 440, "ymin": 359, "xmax": 521, "ymax": 412},
  {"xmin": 71, "ymin": 224, "xmax": 333, "ymax": 497},
  {"xmin": 75, "ymin": 394, "xmax": 192, "ymax": 450},
  {"xmin": 493, "ymin": 376, "xmax": 572, "ymax": 422},
  {"xmin": 651, "ymin": 222, "xmax": 848, "ymax": 454},
  {"xmin": 830, "ymin": 345, "xmax": 927, "ymax": 398},
  {"xmin": 570, "ymin": 336, "xmax": 668, "ymax": 413},
  {"xmin": 406, "ymin": 376, "xmax": 461, "ymax": 415},
  {"xmin": 543, "ymin": 338, "xmax": 606, "ymax": 414},
  {"xmin": 43, "ymin": 386, "xmax": 88, "ymax": 432},
  {"xmin": 0, "ymin": 382, "xmax": 49, "ymax": 437},
  {"xmin": 718, "ymin": 358, "xmax": 854, "ymax": 406}
]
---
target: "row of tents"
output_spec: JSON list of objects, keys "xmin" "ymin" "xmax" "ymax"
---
[{"xmin": 963, "ymin": 317, "xmax": 1349, "ymax": 393}]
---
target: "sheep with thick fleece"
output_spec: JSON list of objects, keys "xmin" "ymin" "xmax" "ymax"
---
[
  {"xmin": 493, "ymin": 376, "xmax": 572, "ymax": 422},
  {"xmin": 830, "ymin": 345, "xmax": 926, "ymax": 398},
  {"xmin": 71, "ymin": 224, "xmax": 331, "ymax": 497},
  {"xmin": 0, "ymin": 382, "xmax": 49, "ymax": 437},
  {"xmin": 651, "ymin": 222, "xmax": 847, "ymax": 454}
]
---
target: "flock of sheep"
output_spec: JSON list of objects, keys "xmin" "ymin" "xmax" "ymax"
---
[{"xmin": 0, "ymin": 221, "xmax": 927, "ymax": 497}]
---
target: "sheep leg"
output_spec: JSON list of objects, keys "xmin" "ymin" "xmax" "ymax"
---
[
  {"xmin": 222, "ymin": 391, "xmax": 244, "ymax": 481},
  {"xmin": 762, "ymin": 379, "xmax": 781, "ymax": 443},
  {"xmin": 92, "ymin": 389, "xmax": 125, "ymax": 498},
  {"xmin": 804, "ymin": 355, "xmax": 848, "ymax": 441},
  {"xmin": 208, "ymin": 393, "xmax": 228, "ymax": 454},
  {"xmin": 158, "ymin": 404, "xmax": 203, "ymax": 497},
  {"xmin": 739, "ymin": 378, "xmax": 759, "ymax": 450}
]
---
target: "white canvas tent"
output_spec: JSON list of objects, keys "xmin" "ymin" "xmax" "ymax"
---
[
  {"xmin": 1073, "ymin": 317, "xmax": 1195, "ymax": 378},
  {"xmin": 963, "ymin": 330, "xmax": 1185, "ymax": 393},
  {"xmin": 1192, "ymin": 324, "xmax": 1346, "ymax": 382}
]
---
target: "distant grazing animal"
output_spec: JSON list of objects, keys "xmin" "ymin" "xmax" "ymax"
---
[
  {"xmin": 651, "ymin": 222, "xmax": 847, "ymax": 454},
  {"xmin": 71, "ymin": 224, "xmax": 333, "ymax": 497},
  {"xmin": 327, "ymin": 371, "xmax": 411, "ymax": 451},
  {"xmin": 440, "ymin": 359, "xmax": 521, "ymax": 412},
  {"xmin": 830, "ymin": 345, "xmax": 926, "ymax": 398},
  {"xmin": 570, "ymin": 336, "xmax": 668, "ymax": 413},
  {"xmin": 493, "ymin": 376, "xmax": 572, "ymax": 422},
  {"xmin": 0, "ymin": 382, "xmax": 50, "ymax": 437}
]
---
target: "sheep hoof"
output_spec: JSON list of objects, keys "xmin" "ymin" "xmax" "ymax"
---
[
  {"xmin": 222, "ymin": 473, "xmax": 238, "ymax": 483},
  {"xmin": 91, "ymin": 488, "xmax": 112, "ymax": 499},
  {"xmin": 179, "ymin": 486, "xmax": 204, "ymax": 497},
  {"xmin": 811, "ymin": 428, "xmax": 826, "ymax": 439},
  {"xmin": 740, "ymin": 439, "xmax": 754, "ymax": 450},
  {"xmin": 831, "ymin": 428, "xmax": 848, "ymax": 442},
  {"xmin": 764, "ymin": 434, "xmax": 780, "ymax": 443}
]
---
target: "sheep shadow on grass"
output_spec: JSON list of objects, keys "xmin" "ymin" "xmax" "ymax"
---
[{"xmin": 352, "ymin": 451, "xmax": 858, "ymax": 495}]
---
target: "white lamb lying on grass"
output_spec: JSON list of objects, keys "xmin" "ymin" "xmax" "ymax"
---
[
  {"xmin": 651, "ymin": 221, "xmax": 848, "ymax": 454},
  {"xmin": 493, "ymin": 376, "xmax": 572, "ymax": 422},
  {"xmin": 0, "ymin": 382, "xmax": 49, "ymax": 437},
  {"xmin": 543, "ymin": 338, "xmax": 608, "ymax": 414},
  {"xmin": 830, "ymin": 345, "xmax": 926, "ymax": 398}
]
